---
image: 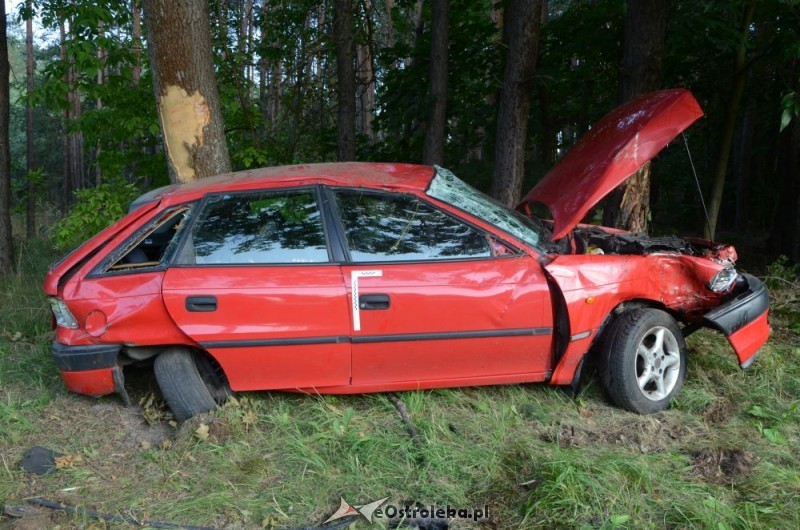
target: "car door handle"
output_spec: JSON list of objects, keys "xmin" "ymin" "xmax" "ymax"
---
[
  {"xmin": 359, "ymin": 294, "xmax": 390, "ymax": 310},
  {"xmin": 186, "ymin": 296, "xmax": 217, "ymax": 312}
]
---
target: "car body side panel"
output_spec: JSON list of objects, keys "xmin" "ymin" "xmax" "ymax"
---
[
  {"xmin": 545, "ymin": 253, "xmax": 727, "ymax": 384},
  {"xmin": 344, "ymin": 257, "xmax": 553, "ymax": 384},
  {"xmin": 55, "ymin": 271, "xmax": 190, "ymax": 347},
  {"xmin": 161, "ymin": 266, "xmax": 351, "ymax": 390}
]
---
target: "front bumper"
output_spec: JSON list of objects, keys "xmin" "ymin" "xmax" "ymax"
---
[
  {"xmin": 52, "ymin": 342, "xmax": 122, "ymax": 398},
  {"xmin": 703, "ymin": 273, "xmax": 770, "ymax": 368}
]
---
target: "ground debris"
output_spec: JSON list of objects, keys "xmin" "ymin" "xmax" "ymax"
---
[
  {"xmin": 702, "ymin": 399, "xmax": 737, "ymax": 424},
  {"xmin": 388, "ymin": 394, "xmax": 423, "ymax": 446},
  {"xmin": 690, "ymin": 448, "xmax": 756, "ymax": 483},
  {"xmin": 19, "ymin": 446, "xmax": 63, "ymax": 476}
]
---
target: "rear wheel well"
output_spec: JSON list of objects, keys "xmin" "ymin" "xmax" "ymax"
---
[{"xmin": 120, "ymin": 345, "xmax": 231, "ymax": 403}]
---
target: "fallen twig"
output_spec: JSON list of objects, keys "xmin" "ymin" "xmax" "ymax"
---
[{"xmin": 388, "ymin": 394, "xmax": 423, "ymax": 446}]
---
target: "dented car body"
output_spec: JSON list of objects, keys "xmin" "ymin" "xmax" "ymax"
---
[{"xmin": 44, "ymin": 89, "xmax": 769, "ymax": 418}]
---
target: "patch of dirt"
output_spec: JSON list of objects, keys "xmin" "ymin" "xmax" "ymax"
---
[
  {"xmin": 539, "ymin": 423, "xmax": 592, "ymax": 448},
  {"xmin": 702, "ymin": 399, "xmax": 737, "ymax": 424},
  {"xmin": 2, "ymin": 505, "xmax": 75, "ymax": 530},
  {"xmin": 690, "ymin": 448, "xmax": 756, "ymax": 483},
  {"xmin": 538, "ymin": 415, "xmax": 701, "ymax": 453},
  {"xmin": 88, "ymin": 401, "xmax": 173, "ymax": 449}
]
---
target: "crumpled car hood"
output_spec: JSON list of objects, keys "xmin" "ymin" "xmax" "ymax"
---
[{"xmin": 517, "ymin": 89, "xmax": 704, "ymax": 240}]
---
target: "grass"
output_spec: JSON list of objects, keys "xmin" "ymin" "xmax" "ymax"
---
[{"xmin": 1, "ymin": 240, "xmax": 799, "ymax": 529}]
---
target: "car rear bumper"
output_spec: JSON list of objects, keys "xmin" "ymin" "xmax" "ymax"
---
[
  {"xmin": 52, "ymin": 342, "xmax": 123, "ymax": 398},
  {"xmin": 703, "ymin": 273, "xmax": 770, "ymax": 368}
]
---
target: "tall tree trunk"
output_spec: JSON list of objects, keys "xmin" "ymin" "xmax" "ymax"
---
[
  {"xmin": 66, "ymin": 14, "xmax": 84, "ymax": 192},
  {"xmin": 334, "ymin": 0, "xmax": 356, "ymax": 161},
  {"xmin": 357, "ymin": 0, "xmax": 376, "ymax": 144},
  {"xmin": 143, "ymin": 0, "xmax": 232, "ymax": 183},
  {"xmin": 60, "ymin": 22, "xmax": 70, "ymax": 215},
  {"xmin": 131, "ymin": 0, "xmax": 142, "ymax": 83},
  {"xmin": 734, "ymin": 108, "xmax": 754, "ymax": 231},
  {"xmin": 602, "ymin": 0, "xmax": 668, "ymax": 233},
  {"xmin": 422, "ymin": 0, "xmax": 448, "ymax": 165},
  {"xmin": 95, "ymin": 20, "xmax": 105, "ymax": 186},
  {"xmin": 705, "ymin": 3, "xmax": 756, "ymax": 240},
  {"xmin": 0, "ymin": 0, "xmax": 13, "ymax": 272},
  {"xmin": 25, "ymin": 0, "xmax": 36, "ymax": 239},
  {"xmin": 768, "ymin": 59, "xmax": 800, "ymax": 261},
  {"xmin": 490, "ymin": 0, "xmax": 543, "ymax": 207}
]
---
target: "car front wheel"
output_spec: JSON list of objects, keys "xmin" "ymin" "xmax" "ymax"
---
[{"xmin": 601, "ymin": 308, "xmax": 686, "ymax": 414}]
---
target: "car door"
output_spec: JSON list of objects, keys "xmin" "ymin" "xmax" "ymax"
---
[
  {"xmin": 333, "ymin": 188, "xmax": 553, "ymax": 386},
  {"xmin": 161, "ymin": 187, "xmax": 351, "ymax": 391}
]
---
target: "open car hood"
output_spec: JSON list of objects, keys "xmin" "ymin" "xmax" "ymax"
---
[{"xmin": 517, "ymin": 89, "xmax": 703, "ymax": 240}]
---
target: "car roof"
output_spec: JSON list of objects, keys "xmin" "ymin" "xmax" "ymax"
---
[{"xmin": 133, "ymin": 162, "xmax": 436, "ymax": 209}]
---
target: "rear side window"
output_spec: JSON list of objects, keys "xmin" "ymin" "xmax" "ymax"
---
[
  {"xmin": 334, "ymin": 190, "xmax": 491, "ymax": 262},
  {"xmin": 179, "ymin": 189, "xmax": 329, "ymax": 265},
  {"xmin": 102, "ymin": 205, "xmax": 193, "ymax": 273}
]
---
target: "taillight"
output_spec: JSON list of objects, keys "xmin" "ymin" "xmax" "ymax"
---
[{"xmin": 49, "ymin": 298, "xmax": 79, "ymax": 329}]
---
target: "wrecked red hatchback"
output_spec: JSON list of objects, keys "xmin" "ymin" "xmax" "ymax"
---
[{"xmin": 45, "ymin": 89, "xmax": 769, "ymax": 419}]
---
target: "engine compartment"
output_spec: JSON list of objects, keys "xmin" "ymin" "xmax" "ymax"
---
[{"xmin": 572, "ymin": 226, "xmax": 701, "ymax": 256}]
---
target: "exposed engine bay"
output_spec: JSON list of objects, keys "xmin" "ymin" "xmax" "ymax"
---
[
  {"xmin": 572, "ymin": 226, "xmax": 700, "ymax": 256},
  {"xmin": 538, "ymin": 221, "xmax": 733, "ymax": 260}
]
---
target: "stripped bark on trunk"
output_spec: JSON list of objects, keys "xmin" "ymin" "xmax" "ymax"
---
[
  {"xmin": 602, "ymin": 0, "xmax": 668, "ymax": 233},
  {"xmin": 142, "ymin": 0, "xmax": 232, "ymax": 183}
]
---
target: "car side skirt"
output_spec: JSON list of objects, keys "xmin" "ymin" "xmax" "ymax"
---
[{"xmin": 288, "ymin": 371, "xmax": 550, "ymax": 394}]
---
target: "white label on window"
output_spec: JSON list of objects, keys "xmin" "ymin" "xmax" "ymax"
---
[{"xmin": 351, "ymin": 270, "xmax": 383, "ymax": 331}]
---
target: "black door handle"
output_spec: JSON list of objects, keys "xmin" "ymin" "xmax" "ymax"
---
[
  {"xmin": 359, "ymin": 293, "xmax": 390, "ymax": 310},
  {"xmin": 186, "ymin": 296, "xmax": 217, "ymax": 312}
]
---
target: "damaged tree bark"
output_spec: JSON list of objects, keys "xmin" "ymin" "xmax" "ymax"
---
[
  {"xmin": 142, "ymin": 0, "xmax": 231, "ymax": 183},
  {"xmin": 602, "ymin": 0, "xmax": 667, "ymax": 232}
]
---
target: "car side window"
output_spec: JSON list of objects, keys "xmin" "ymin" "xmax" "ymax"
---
[
  {"xmin": 104, "ymin": 206, "xmax": 192, "ymax": 272},
  {"xmin": 179, "ymin": 189, "xmax": 329, "ymax": 265},
  {"xmin": 334, "ymin": 190, "xmax": 492, "ymax": 262}
]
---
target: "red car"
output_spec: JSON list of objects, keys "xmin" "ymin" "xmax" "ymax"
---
[{"xmin": 45, "ymin": 89, "xmax": 769, "ymax": 419}]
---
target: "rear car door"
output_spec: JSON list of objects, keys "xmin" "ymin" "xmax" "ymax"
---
[
  {"xmin": 161, "ymin": 187, "xmax": 351, "ymax": 391},
  {"xmin": 333, "ymin": 189, "xmax": 553, "ymax": 386}
]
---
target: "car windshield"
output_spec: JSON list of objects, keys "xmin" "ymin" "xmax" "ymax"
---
[{"xmin": 427, "ymin": 166, "xmax": 549, "ymax": 249}]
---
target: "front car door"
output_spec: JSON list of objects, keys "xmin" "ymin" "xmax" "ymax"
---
[
  {"xmin": 333, "ymin": 188, "xmax": 553, "ymax": 388},
  {"xmin": 162, "ymin": 187, "xmax": 351, "ymax": 391}
]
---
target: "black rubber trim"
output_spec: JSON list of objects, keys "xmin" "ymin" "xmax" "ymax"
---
[
  {"xmin": 201, "ymin": 336, "xmax": 350, "ymax": 348},
  {"xmin": 703, "ymin": 273, "xmax": 769, "ymax": 336},
  {"xmin": 51, "ymin": 342, "xmax": 121, "ymax": 371},
  {"xmin": 201, "ymin": 328, "xmax": 552, "ymax": 348},
  {"xmin": 352, "ymin": 327, "xmax": 551, "ymax": 344}
]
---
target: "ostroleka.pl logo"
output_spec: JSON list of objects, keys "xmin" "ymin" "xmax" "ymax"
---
[{"xmin": 324, "ymin": 497, "xmax": 490, "ymax": 524}]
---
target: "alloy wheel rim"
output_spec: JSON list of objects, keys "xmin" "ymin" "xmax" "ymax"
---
[{"xmin": 634, "ymin": 326, "xmax": 681, "ymax": 401}]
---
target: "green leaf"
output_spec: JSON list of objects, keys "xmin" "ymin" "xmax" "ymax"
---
[
  {"xmin": 609, "ymin": 514, "xmax": 630, "ymax": 526},
  {"xmin": 780, "ymin": 109, "xmax": 792, "ymax": 132},
  {"xmin": 747, "ymin": 405, "xmax": 773, "ymax": 419},
  {"xmin": 762, "ymin": 428, "xmax": 788, "ymax": 445}
]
